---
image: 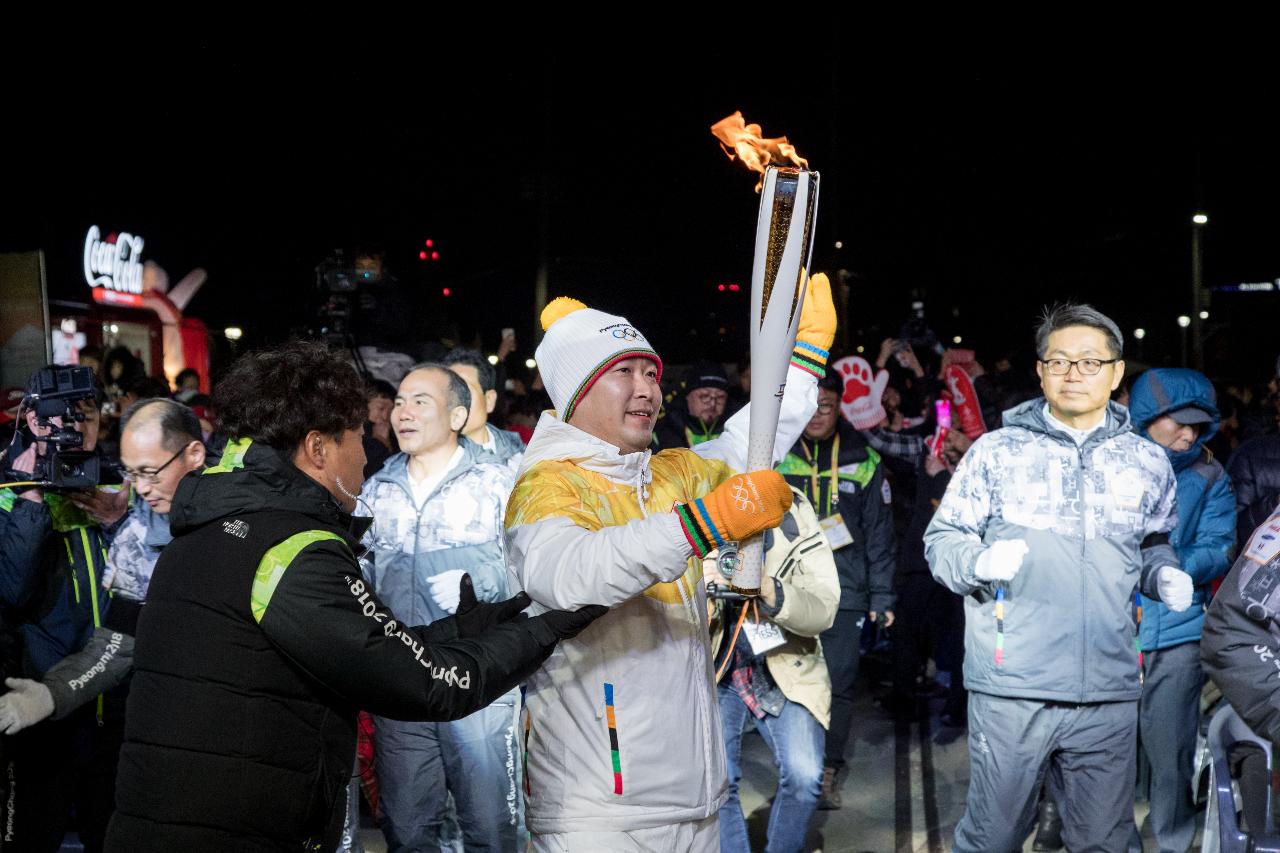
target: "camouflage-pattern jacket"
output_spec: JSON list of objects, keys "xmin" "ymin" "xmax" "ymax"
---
[
  {"xmin": 356, "ymin": 439, "xmax": 516, "ymax": 626},
  {"xmin": 101, "ymin": 495, "xmax": 172, "ymax": 602},
  {"xmin": 925, "ymin": 399, "xmax": 1181, "ymax": 703}
]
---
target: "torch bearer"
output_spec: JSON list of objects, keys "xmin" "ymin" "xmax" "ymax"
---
[{"xmin": 729, "ymin": 165, "xmax": 820, "ymax": 595}]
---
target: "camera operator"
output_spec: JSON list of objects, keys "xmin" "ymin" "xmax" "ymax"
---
[
  {"xmin": 0, "ymin": 399, "xmax": 210, "ymax": 848},
  {"xmin": 0, "ymin": 366, "xmax": 128, "ymax": 852}
]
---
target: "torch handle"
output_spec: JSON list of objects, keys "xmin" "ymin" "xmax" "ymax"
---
[{"xmin": 729, "ymin": 430, "xmax": 779, "ymax": 596}]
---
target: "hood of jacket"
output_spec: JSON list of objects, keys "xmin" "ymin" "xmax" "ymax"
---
[
  {"xmin": 364, "ymin": 436, "xmax": 490, "ymax": 495},
  {"xmin": 1002, "ymin": 397, "xmax": 1133, "ymax": 446},
  {"xmin": 169, "ymin": 437, "xmax": 369, "ymax": 544},
  {"xmin": 1128, "ymin": 368, "xmax": 1221, "ymax": 472}
]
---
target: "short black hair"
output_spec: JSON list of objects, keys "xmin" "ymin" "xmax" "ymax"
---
[
  {"xmin": 443, "ymin": 348, "xmax": 496, "ymax": 393},
  {"xmin": 215, "ymin": 341, "xmax": 367, "ymax": 452},
  {"xmin": 407, "ymin": 362, "xmax": 472, "ymax": 433},
  {"xmin": 1035, "ymin": 303, "xmax": 1124, "ymax": 360},
  {"xmin": 121, "ymin": 398, "xmax": 203, "ymax": 452},
  {"xmin": 103, "ymin": 347, "xmax": 145, "ymax": 386},
  {"xmin": 367, "ymin": 379, "xmax": 397, "ymax": 401},
  {"xmin": 818, "ymin": 370, "xmax": 845, "ymax": 396},
  {"xmin": 125, "ymin": 375, "xmax": 173, "ymax": 401},
  {"xmin": 175, "ymin": 368, "xmax": 200, "ymax": 387}
]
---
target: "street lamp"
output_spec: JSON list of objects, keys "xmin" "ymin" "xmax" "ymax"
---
[
  {"xmin": 1190, "ymin": 212, "xmax": 1209, "ymax": 369},
  {"xmin": 1133, "ymin": 328, "xmax": 1146, "ymax": 340},
  {"xmin": 224, "ymin": 326, "xmax": 244, "ymax": 341}
]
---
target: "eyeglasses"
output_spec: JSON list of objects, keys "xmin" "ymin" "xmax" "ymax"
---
[
  {"xmin": 815, "ymin": 403, "xmax": 838, "ymax": 414},
  {"xmin": 121, "ymin": 443, "xmax": 193, "ymax": 485},
  {"xmin": 1039, "ymin": 358, "xmax": 1118, "ymax": 376}
]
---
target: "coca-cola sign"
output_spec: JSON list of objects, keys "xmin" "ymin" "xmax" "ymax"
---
[{"xmin": 84, "ymin": 225, "xmax": 145, "ymax": 294}]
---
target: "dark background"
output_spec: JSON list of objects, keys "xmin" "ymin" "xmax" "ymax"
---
[{"xmin": 6, "ymin": 42, "xmax": 1277, "ymax": 380}]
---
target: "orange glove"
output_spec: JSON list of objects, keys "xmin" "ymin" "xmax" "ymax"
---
[
  {"xmin": 792, "ymin": 271, "xmax": 836, "ymax": 378},
  {"xmin": 676, "ymin": 470, "xmax": 793, "ymax": 558}
]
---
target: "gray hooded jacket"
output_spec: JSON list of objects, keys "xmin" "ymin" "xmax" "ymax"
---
[{"xmin": 924, "ymin": 399, "xmax": 1180, "ymax": 703}]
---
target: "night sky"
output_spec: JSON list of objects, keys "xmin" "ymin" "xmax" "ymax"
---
[{"xmin": 7, "ymin": 44, "xmax": 1278, "ymax": 381}]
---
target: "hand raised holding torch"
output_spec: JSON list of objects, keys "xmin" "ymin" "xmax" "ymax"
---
[{"xmin": 729, "ymin": 166, "xmax": 831, "ymax": 594}]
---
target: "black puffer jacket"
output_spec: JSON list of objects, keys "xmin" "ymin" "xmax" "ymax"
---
[
  {"xmin": 1226, "ymin": 433, "xmax": 1280, "ymax": 552},
  {"xmin": 1204, "ymin": 502, "xmax": 1280, "ymax": 743},
  {"xmin": 778, "ymin": 422, "xmax": 896, "ymax": 612},
  {"xmin": 106, "ymin": 438, "xmax": 574, "ymax": 852}
]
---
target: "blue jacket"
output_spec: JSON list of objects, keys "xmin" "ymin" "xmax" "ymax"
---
[
  {"xmin": 1129, "ymin": 369, "xmax": 1236, "ymax": 651},
  {"xmin": 0, "ymin": 488, "xmax": 117, "ymax": 678}
]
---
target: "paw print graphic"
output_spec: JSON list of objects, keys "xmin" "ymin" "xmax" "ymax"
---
[{"xmin": 831, "ymin": 356, "xmax": 889, "ymax": 429}]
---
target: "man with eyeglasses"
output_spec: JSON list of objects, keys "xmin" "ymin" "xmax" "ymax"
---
[
  {"xmin": 776, "ymin": 369, "xmax": 895, "ymax": 809},
  {"xmin": 654, "ymin": 360, "xmax": 736, "ymax": 450},
  {"xmin": 0, "ymin": 398, "xmax": 208, "ymax": 845},
  {"xmin": 925, "ymin": 303, "xmax": 1194, "ymax": 852}
]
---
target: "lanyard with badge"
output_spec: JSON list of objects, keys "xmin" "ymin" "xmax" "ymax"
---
[
  {"xmin": 801, "ymin": 436, "xmax": 854, "ymax": 550},
  {"xmin": 685, "ymin": 418, "xmax": 720, "ymax": 447}
]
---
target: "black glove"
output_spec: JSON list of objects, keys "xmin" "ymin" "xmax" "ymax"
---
[
  {"xmin": 419, "ymin": 574, "xmax": 532, "ymax": 644},
  {"xmin": 458, "ymin": 601, "xmax": 609, "ymax": 708},
  {"xmin": 454, "ymin": 574, "xmax": 531, "ymax": 638},
  {"xmin": 524, "ymin": 604, "xmax": 609, "ymax": 647}
]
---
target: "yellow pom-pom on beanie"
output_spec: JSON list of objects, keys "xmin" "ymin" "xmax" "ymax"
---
[{"xmin": 540, "ymin": 297, "xmax": 588, "ymax": 332}]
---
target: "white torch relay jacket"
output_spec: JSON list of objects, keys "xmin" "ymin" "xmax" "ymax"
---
[{"xmin": 504, "ymin": 366, "xmax": 817, "ymax": 834}]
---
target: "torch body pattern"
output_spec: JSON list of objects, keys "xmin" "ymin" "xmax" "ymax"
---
[{"xmin": 732, "ymin": 166, "xmax": 820, "ymax": 594}]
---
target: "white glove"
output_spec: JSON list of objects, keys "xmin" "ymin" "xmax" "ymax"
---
[
  {"xmin": 428, "ymin": 569, "xmax": 469, "ymax": 615},
  {"xmin": 974, "ymin": 539, "xmax": 1030, "ymax": 583},
  {"xmin": 0, "ymin": 678, "xmax": 55, "ymax": 735},
  {"xmin": 1157, "ymin": 566, "xmax": 1194, "ymax": 613}
]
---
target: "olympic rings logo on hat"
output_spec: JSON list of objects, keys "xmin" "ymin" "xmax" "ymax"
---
[{"xmin": 599, "ymin": 323, "xmax": 642, "ymax": 341}]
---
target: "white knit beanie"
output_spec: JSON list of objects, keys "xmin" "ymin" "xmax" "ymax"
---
[{"xmin": 535, "ymin": 297, "xmax": 664, "ymax": 421}]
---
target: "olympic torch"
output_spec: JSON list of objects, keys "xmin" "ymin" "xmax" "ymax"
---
[{"xmin": 730, "ymin": 166, "xmax": 820, "ymax": 595}]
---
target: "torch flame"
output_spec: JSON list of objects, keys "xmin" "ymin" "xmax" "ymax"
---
[{"xmin": 710, "ymin": 111, "xmax": 809, "ymax": 191}]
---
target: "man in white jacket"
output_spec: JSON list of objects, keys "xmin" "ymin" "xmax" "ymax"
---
[{"xmin": 504, "ymin": 283, "xmax": 835, "ymax": 852}]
